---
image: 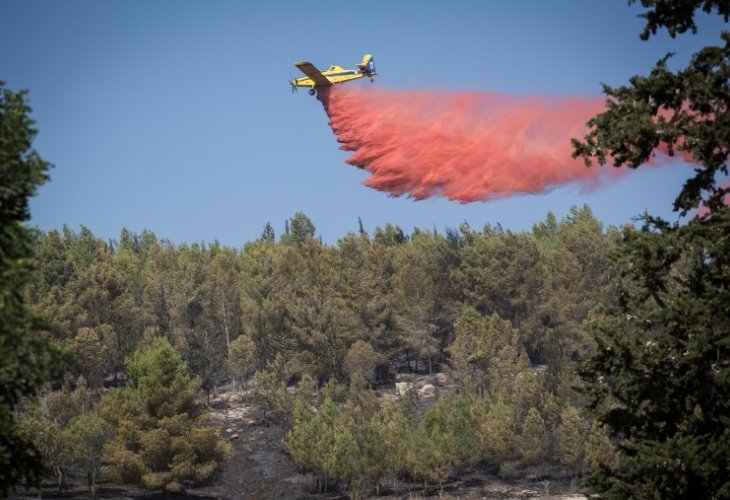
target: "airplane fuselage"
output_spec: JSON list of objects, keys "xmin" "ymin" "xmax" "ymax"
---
[
  {"xmin": 291, "ymin": 56, "xmax": 376, "ymax": 95},
  {"xmin": 291, "ymin": 65, "xmax": 366, "ymax": 90}
]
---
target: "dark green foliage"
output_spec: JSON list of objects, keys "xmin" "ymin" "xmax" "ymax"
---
[
  {"xmin": 260, "ymin": 222, "xmax": 275, "ymax": 242},
  {"xmin": 573, "ymin": 3, "xmax": 730, "ymax": 497},
  {"xmin": 285, "ymin": 211, "xmax": 316, "ymax": 245},
  {"xmin": 408, "ymin": 406, "xmax": 450, "ymax": 491},
  {"xmin": 0, "ymin": 81, "xmax": 65, "ymax": 495},
  {"xmin": 437, "ymin": 393, "xmax": 483, "ymax": 471},
  {"xmin": 581, "ymin": 211, "xmax": 730, "ymax": 497},
  {"xmin": 630, "ymin": 0, "xmax": 730, "ymax": 39},
  {"xmin": 572, "ymin": 32, "xmax": 730, "ymax": 215}
]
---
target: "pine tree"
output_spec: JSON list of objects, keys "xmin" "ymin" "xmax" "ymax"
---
[
  {"xmin": 361, "ymin": 416, "xmax": 386, "ymax": 495},
  {"xmin": 71, "ymin": 327, "xmax": 109, "ymax": 388},
  {"xmin": 251, "ymin": 353, "xmax": 293, "ymax": 424},
  {"xmin": 227, "ymin": 333, "xmax": 256, "ymax": 390},
  {"xmin": 557, "ymin": 406, "xmax": 587, "ymax": 471},
  {"xmin": 409, "ymin": 406, "xmax": 450, "ymax": 493},
  {"xmin": 481, "ymin": 399, "xmax": 515, "ymax": 463},
  {"xmin": 0, "ymin": 81, "xmax": 66, "ymax": 495},
  {"xmin": 584, "ymin": 421, "xmax": 616, "ymax": 473},
  {"xmin": 260, "ymin": 222, "xmax": 275, "ymax": 242},
  {"xmin": 378, "ymin": 400, "xmax": 410, "ymax": 492},
  {"xmin": 344, "ymin": 339, "xmax": 380, "ymax": 384},
  {"xmin": 520, "ymin": 407, "xmax": 548, "ymax": 465},
  {"xmin": 286, "ymin": 212, "xmax": 316, "ymax": 246},
  {"xmin": 285, "ymin": 395, "xmax": 324, "ymax": 479},
  {"xmin": 100, "ymin": 338, "xmax": 231, "ymax": 493},
  {"xmin": 439, "ymin": 393, "xmax": 482, "ymax": 471}
]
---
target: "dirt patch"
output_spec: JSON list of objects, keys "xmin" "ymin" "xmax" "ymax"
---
[{"xmin": 196, "ymin": 391, "xmax": 311, "ymax": 499}]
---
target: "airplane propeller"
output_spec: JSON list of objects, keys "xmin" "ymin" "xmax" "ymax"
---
[{"xmin": 289, "ymin": 78, "xmax": 298, "ymax": 93}]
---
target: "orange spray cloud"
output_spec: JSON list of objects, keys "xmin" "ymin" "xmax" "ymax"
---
[{"xmin": 318, "ymin": 86, "xmax": 624, "ymax": 202}]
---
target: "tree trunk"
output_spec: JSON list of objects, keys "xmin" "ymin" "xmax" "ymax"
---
[
  {"xmin": 55, "ymin": 467, "xmax": 63, "ymax": 494},
  {"xmin": 221, "ymin": 289, "xmax": 231, "ymax": 348},
  {"xmin": 91, "ymin": 469, "xmax": 97, "ymax": 500}
]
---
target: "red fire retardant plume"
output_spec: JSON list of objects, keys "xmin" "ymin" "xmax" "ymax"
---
[{"xmin": 318, "ymin": 86, "xmax": 624, "ymax": 202}]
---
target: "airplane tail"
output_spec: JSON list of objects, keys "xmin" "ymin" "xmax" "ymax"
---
[{"xmin": 357, "ymin": 54, "xmax": 376, "ymax": 75}]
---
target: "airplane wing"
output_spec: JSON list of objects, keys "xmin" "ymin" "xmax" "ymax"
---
[{"xmin": 295, "ymin": 61, "xmax": 333, "ymax": 87}]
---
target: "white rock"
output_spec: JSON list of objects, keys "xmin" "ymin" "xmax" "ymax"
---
[
  {"xmin": 395, "ymin": 381, "xmax": 413, "ymax": 397},
  {"xmin": 419, "ymin": 384, "xmax": 437, "ymax": 398}
]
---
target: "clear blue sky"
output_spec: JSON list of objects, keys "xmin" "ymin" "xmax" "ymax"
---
[{"xmin": 2, "ymin": 1, "xmax": 727, "ymax": 245}]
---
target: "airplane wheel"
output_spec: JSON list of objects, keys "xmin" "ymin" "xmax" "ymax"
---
[
  {"xmin": 370, "ymin": 78, "xmax": 374, "ymax": 83},
  {"xmin": 309, "ymin": 89, "xmax": 316, "ymax": 96}
]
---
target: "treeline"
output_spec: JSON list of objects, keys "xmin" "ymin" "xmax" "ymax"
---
[
  {"xmin": 20, "ymin": 205, "xmax": 621, "ymax": 495},
  {"xmin": 29, "ymin": 206, "xmax": 616, "ymax": 394}
]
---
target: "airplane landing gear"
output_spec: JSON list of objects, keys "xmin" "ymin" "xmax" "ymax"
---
[{"xmin": 309, "ymin": 89, "xmax": 316, "ymax": 96}]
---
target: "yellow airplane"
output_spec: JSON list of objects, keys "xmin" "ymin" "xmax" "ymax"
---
[{"xmin": 290, "ymin": 54, "xmax": 376, "ymax": 96}]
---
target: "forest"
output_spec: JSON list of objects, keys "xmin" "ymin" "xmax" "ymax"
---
[
  {"xmin": 16, "ymin": 208, "xmax": 620, "ymax": 497},
  {"xmin": 2, "ymin": 1, "xmax": 729, "ymax": 498}
]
